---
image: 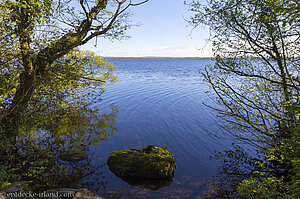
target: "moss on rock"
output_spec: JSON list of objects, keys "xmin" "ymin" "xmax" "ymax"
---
[{"xmin": 107, "ymin": 145, "xmax": 176, "ymax": 180}]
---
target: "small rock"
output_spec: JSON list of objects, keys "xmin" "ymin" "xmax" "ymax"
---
[
  {"xmin": 59, "ymin": 188, "xmax": 78, "ymax": 192},
  {"xmin": 73, "ymin": 188, "xmax": 103, "ymax": 199},
  {"xmin": 58, "ymin": 151, "xmax": 88, "ymax": 162},
  {"xmin": 0, "ymin": 183, "xmax": 23, "ymax": 193},
  {"xmin": 0, "ymin": 182, "xmax": 11, "ymax": 190}
]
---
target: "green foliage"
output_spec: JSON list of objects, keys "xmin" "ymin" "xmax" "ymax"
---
[
  {"xmin": 0, "ymin": 48, "xmax": 119, "ymax": 146},
  {"xmin": 236, "ymin": 131, "xmax": 300, "ymax": 199},
  {"xmin": 0, "ymin": 0, "xmax": 143, "ymax": 138},
  {"xmin": 20, "ymin": 50, "xmax": 118, "ymax": 134},
  {"xmin": 267, "ymin": 127, "xmax": 300, "ymax": 198},
  {"xmin": 237, "ymin": 176, "xmax": 289, "ymax": 199}
]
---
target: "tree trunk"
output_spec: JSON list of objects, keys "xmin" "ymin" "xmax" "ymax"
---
[
  {"xmin": 0, "ymin": 6, "xmax": 36, "ymax": 141},
  {"xmin": 0, "ymin": 72, "xmax": 36, "ymax": 139}
]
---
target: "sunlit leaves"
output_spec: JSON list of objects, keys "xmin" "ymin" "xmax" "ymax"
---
[{"xmin": 17, "ymin": 49, "xmax": 118, "ymax": 139}]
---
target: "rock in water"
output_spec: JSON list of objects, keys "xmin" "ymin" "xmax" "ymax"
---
[
  {"xmin": 107, "ymin": 145, "xmax": 176, "ymax": 179},
  {"xmin": 58, "ymin": 151, "xmax": 88, "ymax": 162},
  {"xmin": 0, "ymin": 182, "xmax": 23, "ymax": 193}
]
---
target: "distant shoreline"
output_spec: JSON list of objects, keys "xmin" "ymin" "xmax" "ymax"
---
[{"xmin": 104, "ymin": 57, "xmax": 214, "ymax": 60}]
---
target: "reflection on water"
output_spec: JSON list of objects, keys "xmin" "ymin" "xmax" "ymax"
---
[
  {"xmin": 119, "ymin": 177, "xmax": 173, "ymax": 191},
  {"xmin": 0, "ymin": 104, "xmax": 118, "ymax": 195}
]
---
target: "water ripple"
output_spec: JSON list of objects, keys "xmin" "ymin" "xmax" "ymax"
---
[{"xmin": 92, "ymin": 59, "xmax": 226, "ymax": 197}]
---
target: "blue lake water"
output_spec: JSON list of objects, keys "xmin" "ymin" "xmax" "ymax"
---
[{"xmin": 89, "ymin": 59, "xmax": 228, "ymax": 198}]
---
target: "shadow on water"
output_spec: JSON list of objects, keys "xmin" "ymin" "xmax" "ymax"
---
[
  {"xmin": 118, "ymin": 177, "xmax": 173, "ymax": 191},
  {"xmin": 201, "ymin": 143, "xmax": 265, "ymax": 198}
]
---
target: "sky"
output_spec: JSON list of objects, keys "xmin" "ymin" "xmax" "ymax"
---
[{"xmin": 82, "ymin": 0, "xmax": 212, "ymax": 58}]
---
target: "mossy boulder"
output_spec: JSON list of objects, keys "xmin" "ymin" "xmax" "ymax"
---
[{"xmin": 107, "ymin": 145, "xmax": 176, "ymax": 180}]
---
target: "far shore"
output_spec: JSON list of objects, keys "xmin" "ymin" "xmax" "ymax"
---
[{"xmin": 104, "ymin": 57, "xmax": 214, "ymax": 60}]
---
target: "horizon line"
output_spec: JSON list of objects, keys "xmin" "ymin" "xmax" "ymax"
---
[{"xmin": 103, "ymin": 56, "xmax": 214, "ymax": 59}]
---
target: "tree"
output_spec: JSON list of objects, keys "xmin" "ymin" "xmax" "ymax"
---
[
  {"xmin": 0, "ymin": 0, "xmax": 147, "ymax": 141},
  {"xmin": 188, "ymin": 0, "xmax": 300, "ymax": 197},
  {"xmin": 189, "ymin": 0, "xmax": 300, "ymax": 148}
]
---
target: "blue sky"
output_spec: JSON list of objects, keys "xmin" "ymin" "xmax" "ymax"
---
[{"xmin": 82, "ymin": 0, "xmax": 212, "ymax": 57}]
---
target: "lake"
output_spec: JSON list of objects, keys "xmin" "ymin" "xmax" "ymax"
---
[{"xmin": 88, "ymin": 58, "xmax": 228, "ymax": 198}]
